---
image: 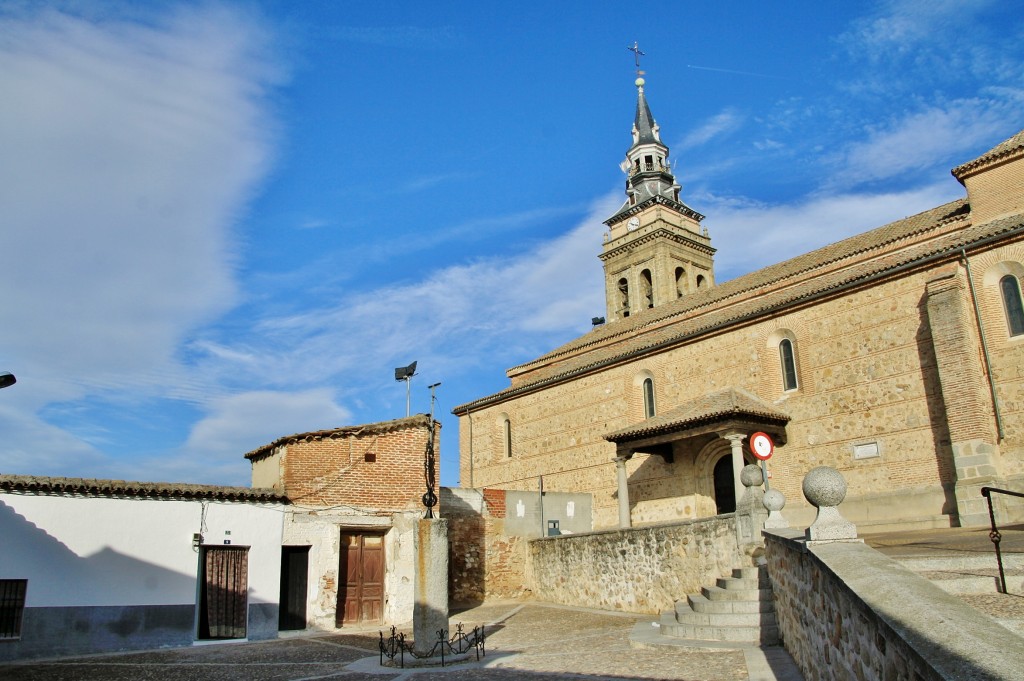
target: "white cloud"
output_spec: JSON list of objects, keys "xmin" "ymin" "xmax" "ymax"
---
[
  {"xmin": 826, "ymin": 99, "xmax": 1016, "ymax": 187},
  {"xmin": 704, "ymin": 182, "xmax": 964, "ymax": 281},
  {"xmin": 0, "ymin": 5, "xmax": 280, "ymax": 471},
  {"xmin": 171, "ymin": 389, "xmax": 351, "ymax": 485},
  {"xmin": 678, "ymin": 109, "xmax": 743, "ymax": 150}
]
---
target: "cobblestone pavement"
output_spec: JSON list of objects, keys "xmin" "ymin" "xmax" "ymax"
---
[{"xmin": 0, "ymin": 602, "xmax": 755, "ymax": 681}]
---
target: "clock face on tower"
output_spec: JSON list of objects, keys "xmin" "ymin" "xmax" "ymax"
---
[{"xmin": 627, "ymin": 217, "xmax": 640, "ymax": 231}]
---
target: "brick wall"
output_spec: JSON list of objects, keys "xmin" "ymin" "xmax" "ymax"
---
[{"xmin": 277, "ymin": 416, "xmax": 438, "ymax": 512}]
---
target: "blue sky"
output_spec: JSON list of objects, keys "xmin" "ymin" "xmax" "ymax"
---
[{"xmin": 1, "ymin": 0, "xmax": 1022, "ymax": 489}]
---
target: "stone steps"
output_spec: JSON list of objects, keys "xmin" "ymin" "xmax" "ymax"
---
[{"xmin": 661, "ymin": 565, "xmax": 779, "ymax": 646}]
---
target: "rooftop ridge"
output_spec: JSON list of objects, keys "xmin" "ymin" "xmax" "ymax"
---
[
  {"xmin": 508, "ymin": 199, "xmax": 969, "ymax": 378},
  {"xmin": 0, "ymin": 474, "xmax": 286, "ymax": 502},
  {"xmin": 244, "ymin": 413, "xmax": 433, "ymax": 461}
]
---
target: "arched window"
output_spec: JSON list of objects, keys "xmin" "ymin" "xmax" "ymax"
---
[
  {"xmin": 1000, "ymin": 274, "xmax": 1024, "ymax": 337},
  {"xmin": 640, "ymin": 269, "xmax": 653, "ymax": 309},
  {"xmin": 779, "ymin": 338, "xmax": 798, "ymax": 391},
  {"xmin": 696, "ymin": 274, "xmax": 707, "ymax": 289},
  {"xmin": 675, "ymin": 267, "xmax": 686, "ymax": 298},
  {"xmin": 643, "ymin": 377, "xmax": 656, "ymax": 418},
  {"xmin": 618, "ymin": 277, "xmax": 630, "ymax": 318},
  {"xmin": 502, "ymin": 417, "xmax": 512, "ymax": 458}
]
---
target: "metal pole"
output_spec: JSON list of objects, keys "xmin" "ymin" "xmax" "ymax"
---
[
  {"xmin": 539, "ymin": 475, "xmax": 545, "ymax": 537},
  {"xmin": 406, "ymin": 376, "xmax": 411, "ymax": 417}
]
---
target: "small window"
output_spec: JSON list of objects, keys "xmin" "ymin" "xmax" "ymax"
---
[
  {"xmin": 1000, "ymin": 274, "xmax": 1024, "ymax": 336},
  {"xmin": 503, "ymin": 417, "xmax": 512, "ymax": 458},
  {"xmin": 780, "ymin": 338, "xmax": 798, "ymax": 391},
  {"xmin": 675, "ymin": 267, "xmax": 686, "ymax": 297},
  {"xmin": 696, "ymin": 274, "xmax": 706, "ymax": 289},
  {"xmin": 643, "ymin": 378, "xmax": 656, "ymax": 418},
  {"xmin": 0, "ymin": 579, "xmax": 27, "ymax": 639}
]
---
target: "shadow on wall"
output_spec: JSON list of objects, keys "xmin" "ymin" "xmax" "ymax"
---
[
  {"xmin": 0, "ymin": 499, "xmax": 197, "ymax": 605},
  {"xmin": 915, "ymin": 302, "xmax": 961, "ymax": 518}
]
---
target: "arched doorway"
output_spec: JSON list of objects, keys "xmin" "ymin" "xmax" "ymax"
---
[{"xmin": 712, "ymin": 454, "xmax": 736, "ymax": 514}]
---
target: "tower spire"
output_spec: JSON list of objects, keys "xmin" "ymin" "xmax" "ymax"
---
[{"xmin": 599, "ymin": 53, "xmax": 715, "ymax": 322}]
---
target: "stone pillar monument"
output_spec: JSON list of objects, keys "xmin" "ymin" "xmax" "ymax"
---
[
  {"xmin": 413, "ymin": 518, "xmax": 449, "ymax": 656},
  {"xmin": 735, "ymin": 464, "xmax": 768, "ymax": 547}
]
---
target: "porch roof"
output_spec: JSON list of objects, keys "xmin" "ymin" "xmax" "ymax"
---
[{"xmin": 604, "ymin": 387, "xmax": 790, "ymax": 446}]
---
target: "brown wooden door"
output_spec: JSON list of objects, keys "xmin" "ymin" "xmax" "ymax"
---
[{"xmin": 337, "ymin": 532, "xmax": 384, "ymax": 626}]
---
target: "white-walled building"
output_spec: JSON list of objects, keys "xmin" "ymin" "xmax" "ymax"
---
[{"xmin": 0, "ymin": 475, "xmax": 286, "ymax": 662}]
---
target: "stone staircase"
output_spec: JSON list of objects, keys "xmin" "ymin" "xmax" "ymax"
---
[
  {"xmin": 659, "ymin": 565, "xmax": 780, "ymax": 645},
  {"xmin": 891, "ymin": 552, "xmax": 1024, "ymax": 637}
]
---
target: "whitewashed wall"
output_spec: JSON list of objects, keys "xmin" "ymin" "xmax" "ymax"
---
[{"xmin": 0, "ymin": 492, "xmax": 285, "ymax": 660}]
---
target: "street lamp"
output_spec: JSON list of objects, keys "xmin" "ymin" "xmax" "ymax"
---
[
  {"xmin": 0, "ymin": 372, "xmax": 15, "ymax": 389},
  {"xmin": 394, "ymin": 361, "xmax": 417, "ymax": 417}
]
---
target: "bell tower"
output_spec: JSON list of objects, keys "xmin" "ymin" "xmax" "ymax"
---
[{"xmin": 600, "ymin": 66, "xmax": 715, "ymax": 322}]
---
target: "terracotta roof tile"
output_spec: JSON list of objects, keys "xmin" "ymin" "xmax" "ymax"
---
[
  {"xmin": 244, "ymin": 414, "xmax": 433, "ymax": 461},
  {"xmin": 454, "ymin": 205, "xmax": 1024, "ymax": 414},
  {"xmin": 0, "ymin": 474, "xmax": 287, "ymax": 502},
  {"xmin": 953, "ymin": 128, "xmax": 1024, "ymax": 180},
  {"xmin": 605, "ymin": 387, "xmax": 790, "ymax": 443}
]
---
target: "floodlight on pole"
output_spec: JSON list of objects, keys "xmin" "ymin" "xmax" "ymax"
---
[
  {"xmin": 0, "ymin": 372, "xmax": 15, "ymax": 390},
  {"xmin": 394, "ymin": 361, "xmax": 417, "ymax": 417}
]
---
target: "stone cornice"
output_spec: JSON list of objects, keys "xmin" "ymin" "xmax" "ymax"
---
[{"xmin": 599, "ymin": 226, "xmax": 716, "ymax": 261}]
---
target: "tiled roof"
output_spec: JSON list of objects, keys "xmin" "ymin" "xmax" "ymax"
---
[
  {"xmin": 244, "ymin": 414, "xmax": 433, "ymax": 461},
  {"xmin": 453, "ymin": 204, "xmax": 1024, "ymax": 414},
  {"xmin": 604, "ymin": 387, "xmax": 790, "ymax": 443},
  {"xmin": 0, "ymin": 474, "xmax": 287, "ymax": 502},
  {"xmin": 953, "ymin": 128, "xmax": 1024, "ymax": 180}
]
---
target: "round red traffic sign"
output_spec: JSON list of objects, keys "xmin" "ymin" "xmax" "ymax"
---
[{"xmin": 749, "ymin": 432, "xmax": 774, "ymax": 460}]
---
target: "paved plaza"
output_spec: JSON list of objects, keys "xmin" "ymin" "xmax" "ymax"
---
[{"xmin": 0, "ymin": 602, "xmax": 797, "ymax": 681}]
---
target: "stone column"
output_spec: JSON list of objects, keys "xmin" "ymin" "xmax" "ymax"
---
[
  {"xmin": 722, "ymin": 432, "xmax": 746, "ymax": 508},
  {"xmin": 413, "ymin": 518, "xmax": 449, "ymax": 656},
  {"xmin": 615, "ymin": 456, "xmax": 632, "ymax": 528}
]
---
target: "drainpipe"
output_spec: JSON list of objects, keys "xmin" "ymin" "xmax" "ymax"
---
[{"xmin": 961, "ymin": 248, "xmax": 1005, "ymax": 440}]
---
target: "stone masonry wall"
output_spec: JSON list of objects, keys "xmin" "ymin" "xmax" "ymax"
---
[
  {"xmin": 461, "ymin": 259, "xmax": 980, "ymax": 531},
  {"xmin": 528, "ymin": 515, "xmax": 744, "ymax": 614},
  {"xmin": 443, "ymin": 488, "xmax": 531, "ymax": 605},
  {"xmin": 764, "ymin": 529, "xmax": 1024, "ymax": 681}
]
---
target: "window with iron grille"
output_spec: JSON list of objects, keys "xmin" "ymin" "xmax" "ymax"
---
[{"xmin": 0, "ymin": 580, "xmax": 27, "ymax": 639}]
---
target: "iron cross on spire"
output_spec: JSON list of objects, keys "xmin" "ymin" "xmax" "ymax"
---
[{"xmin": 628, "ymin": 41, "xmax": 646, "ymax": 75}]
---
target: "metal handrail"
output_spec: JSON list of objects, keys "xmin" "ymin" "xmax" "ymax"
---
[{"xmin": 980, "ymin": 486, "xmax": 1024, "ymax": 593}]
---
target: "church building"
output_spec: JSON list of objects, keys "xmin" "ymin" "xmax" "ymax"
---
[{"xmin": 453, "ymin": 74, "xmax": 1024, "ymax": 532}]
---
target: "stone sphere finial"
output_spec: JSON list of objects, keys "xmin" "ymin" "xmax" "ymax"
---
[
  {"xmin": 763, "ymin": 489, "xmax": 785, "ymax": 513},
  {"xmin": 740, "ymin": 464, "xmax": 763, "ymax": 488},
  {"xmin": 802, "ymin": 466, "xmax": 847, "ymax": 508}
]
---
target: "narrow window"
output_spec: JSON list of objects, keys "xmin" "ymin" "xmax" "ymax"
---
[
  {"xmin": 675, "ymin": 267, "xmax": 686, "ymax": 298},
  {"xmin": 618, "ymin": 278, "xmax": 630, "ymax": 318},
  {"xmin": 503, "ymin": 417, "xmax": 512, "ymax": 458},
  {"xmin": 696, "ymin": 274, "xmax": 706, "ymax": 289},
  {"xmin": 641, "ymin": 269, "xmax": 653, "ymax": 309},
  {"xmin": 643, "ymin": 378, "xmax": 656, "ymax": 418},
  {"xmin": 0, "ymin": 580, "xmax": 27, "ymax": 639},
  {"xmin": 779, "ymin": 338, "xmax": 798, "ymax": 391},
  {"xmin": 1000, "ymin": 274, "xmax": 1024, "ymax": 336}
]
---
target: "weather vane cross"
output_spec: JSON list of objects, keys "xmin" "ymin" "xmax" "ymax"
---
[{"xmin": 628, "ymin": 41, "xmax": 646, "ymax": 76}]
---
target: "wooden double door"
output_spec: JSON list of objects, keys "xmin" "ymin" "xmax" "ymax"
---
[{"xmin": 336, "ymin": 532, "xmax": 384, "ymax": 626}]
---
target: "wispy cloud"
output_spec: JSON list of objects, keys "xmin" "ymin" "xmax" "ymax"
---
[
  {"xmin": 825, "ymin": 98, "xmax": 1017, "ymax": 187},
  {"xmin": 678, "ymin": 109, "xmax": 743, "ymax": 150},
  {"xmin": 0, "ymin": 4, "xmax": 281, "ymax": 474}
]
